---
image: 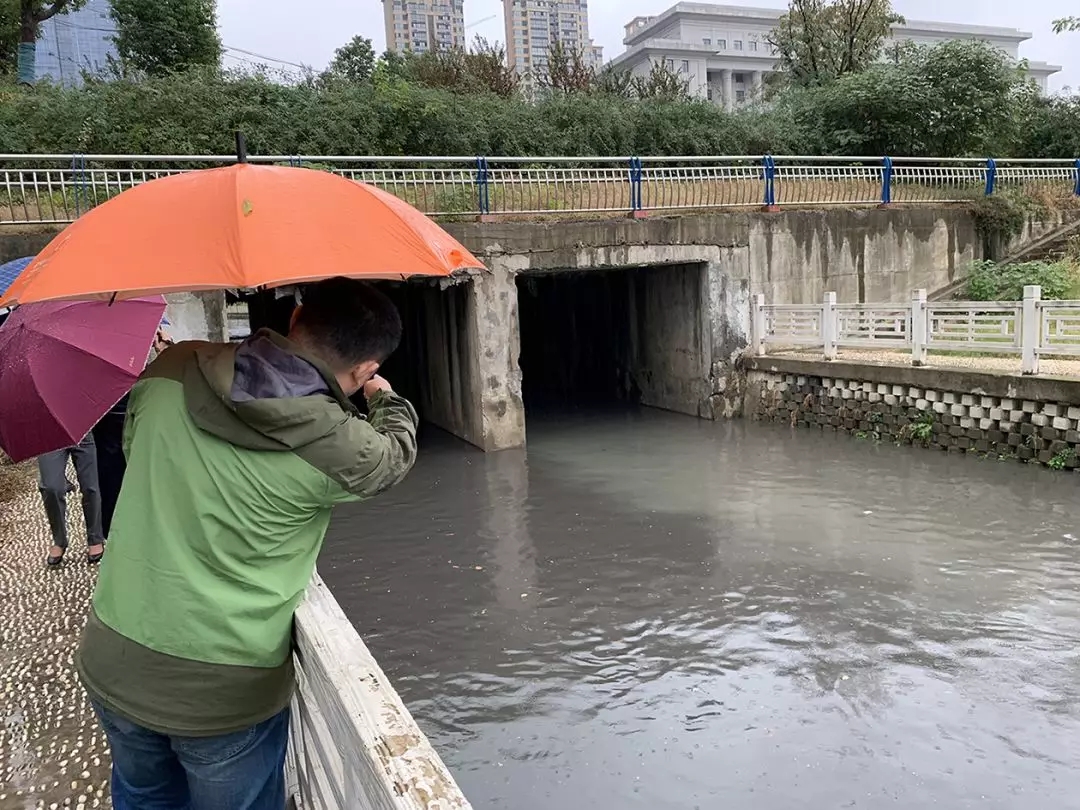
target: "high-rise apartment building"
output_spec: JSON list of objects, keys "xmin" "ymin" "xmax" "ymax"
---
[
  {"xmin": 383, "ymin": 0, "xmax": 466, "ymax": 54},
  {"xmin": 504, "ymin": 0, "xmax": 601, "ymax": 82}
]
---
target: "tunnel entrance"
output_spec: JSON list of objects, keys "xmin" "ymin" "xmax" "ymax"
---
[
  {"xmin": 516, "ymin": 264, "xmax": 712, "ymax": 417},
  {"xmin": 244, "ymin": 279, "xmax": 482, "ymax": 447}
]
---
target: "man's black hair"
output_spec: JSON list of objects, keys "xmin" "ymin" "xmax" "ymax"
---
[{"xmin": 292, "ymin": 278, "xmax": 402, "ymax": 368}]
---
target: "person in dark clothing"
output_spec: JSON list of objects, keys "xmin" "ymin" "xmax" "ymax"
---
[
  {"xmin": 91, "ymin": 395, "xmax": 129, "ymax": 539},
  {"xmin": 93, "ymin": 327, "xmax": 173, "ymax": 538}
]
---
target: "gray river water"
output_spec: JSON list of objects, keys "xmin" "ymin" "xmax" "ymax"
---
[{"xmin": 320, "ymin": 410, "xmax": 1080, "ymax": 810}]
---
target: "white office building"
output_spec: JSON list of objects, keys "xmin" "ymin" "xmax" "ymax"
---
[{"xmin": 609, "ymin": 3, "xmax": 1061, "ymax": 110}]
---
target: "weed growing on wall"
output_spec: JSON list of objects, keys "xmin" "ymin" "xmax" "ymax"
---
[{"xmin": 965, "ymin": 259, "xmax": 1077, "ymax": 301}]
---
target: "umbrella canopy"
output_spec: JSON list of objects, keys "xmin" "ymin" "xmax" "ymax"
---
[
  {"xmin": 0, "ymin": 296, "xmax": 167, "ymax": 462},
  {"xmin": 0, "ymin": 164, "xmax": 485, "ymax": 308}
]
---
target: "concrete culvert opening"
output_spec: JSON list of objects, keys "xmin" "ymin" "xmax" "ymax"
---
[
  {"xmin": 245, "ymin": 280, "xmax": 482, "ymax": 446},
  {"xmin": 376, "ymin": 279, "xmax": 478, "ymax": 445},
  {"xmin": 516, "ymin": 264, "xmax": 712, "ymax": 417}
]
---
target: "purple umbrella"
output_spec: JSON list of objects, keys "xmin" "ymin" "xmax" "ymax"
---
[{"xmin": 0, "ymin": 296, "xmax": 167, "ymax": 462}]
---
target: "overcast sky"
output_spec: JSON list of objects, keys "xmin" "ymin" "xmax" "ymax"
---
[{"xmin": 216, "ymin": 0, "xmax": 1078, "ymax": 91}]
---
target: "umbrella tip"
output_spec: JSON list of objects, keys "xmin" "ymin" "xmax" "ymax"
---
[{"xmin": 235, "ymin": 131, "xmax": 248, "ymax": 164}]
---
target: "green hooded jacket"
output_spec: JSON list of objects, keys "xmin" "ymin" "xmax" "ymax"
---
[{"xmin": 77, "ymin": 330, "xmax": 418, "ymax": 735}]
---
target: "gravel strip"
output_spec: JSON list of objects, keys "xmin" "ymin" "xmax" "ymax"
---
[
  {"xmin": 770, "ymin": 348, "xmax": 1080, "ymax": 378},
  {"xmin": 0, "ymin": 478, "xmax": 111, "ymax": 810}
]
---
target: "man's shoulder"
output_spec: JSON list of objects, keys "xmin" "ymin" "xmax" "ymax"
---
[{"xmin": 141, "ymin": 340, "xmax": 223, "ymax": 383}]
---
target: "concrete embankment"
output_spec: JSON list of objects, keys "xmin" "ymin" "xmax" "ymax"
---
[{"xmin": 744, "ymin": 354, "xmax": 1080, "ymax": 470}]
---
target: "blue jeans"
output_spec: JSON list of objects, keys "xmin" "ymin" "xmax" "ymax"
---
[{"xmin": 92, "ymin": 703, "xmax": 290, "ymax": 810}]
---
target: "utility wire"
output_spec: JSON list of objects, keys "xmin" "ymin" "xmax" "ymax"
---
[{"xmin": 49, "ymin": 16, "xmax": 312, "ymax": 71}]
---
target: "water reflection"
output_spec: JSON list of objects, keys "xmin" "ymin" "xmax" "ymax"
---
[{"xmin": 320, "ymin": 410, "xmax": 1080, "ymax": 810}]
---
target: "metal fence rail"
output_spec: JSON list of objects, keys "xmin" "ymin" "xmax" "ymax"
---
[
  {"xmin": 1, "ymin": 154, "xmax": 1078, "ymax": 225},
  {"xmin": 751, "ymin": 286, "xmax": 1080, "ymax": 376}
]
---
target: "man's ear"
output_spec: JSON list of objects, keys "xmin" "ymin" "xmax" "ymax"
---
[{"xmin": 344, "ymin": 360, "xmax": 380, "ymax": 394}]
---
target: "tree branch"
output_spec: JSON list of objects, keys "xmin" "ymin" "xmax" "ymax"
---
[{"xmin": 35, "ymin": 1, "xmax": 74, "ymax": 25}]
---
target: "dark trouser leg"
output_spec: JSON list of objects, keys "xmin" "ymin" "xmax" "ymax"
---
[
  {"xmin": 92, "ymin": 412, "xmax": 127, "ymax": 539},
  {"xmin": 37, "ymin": 449, "xmax": 70, "ymax": 549},
  {"xmin": 70, "ymin": 434, "xmax": 105, "ymax": 546}
]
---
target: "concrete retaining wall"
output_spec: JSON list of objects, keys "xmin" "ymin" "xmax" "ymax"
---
[
  {"xmin": 744, "ymin": 356, "xmax": 1080, "ymax": 470},
  {"xmin": 4, "ymin": 205, "xmax": 1070, "ymax": 453}
]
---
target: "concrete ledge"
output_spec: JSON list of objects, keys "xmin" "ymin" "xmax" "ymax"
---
[{"xmin": 742, "ymin": 354, "xmax": 1080, "ymax": 404}]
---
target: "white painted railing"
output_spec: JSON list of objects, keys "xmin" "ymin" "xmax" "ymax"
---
[
  {"xmin": 751, "ymin": 286, "xmax": 1080, "ymax": 375},
  {"xmin": 287, "ymin": 574, "xmax": 472, "ymax": 810}
]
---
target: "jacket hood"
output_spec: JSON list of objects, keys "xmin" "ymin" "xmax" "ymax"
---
[{"xmin": 178, "ymin": 330, "xmax": 360, "ymax": 452}]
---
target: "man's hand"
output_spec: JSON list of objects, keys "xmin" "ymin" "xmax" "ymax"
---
[
  {"xmin": 154, "ymin": 329, "xmax": 174, "ymax": 353},
  {"xmin": 363, "ymin": 375, "xmax": 392, "ymax": 401}
]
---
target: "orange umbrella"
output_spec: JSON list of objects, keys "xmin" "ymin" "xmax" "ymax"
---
[{"xmin": 0, "ymin": 163, "xmax": 484, "ymax": 307}]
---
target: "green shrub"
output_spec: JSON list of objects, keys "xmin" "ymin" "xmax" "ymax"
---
[{"xmin": 965, "ymin": 259, "xmax": 1076, "ymax": 301}]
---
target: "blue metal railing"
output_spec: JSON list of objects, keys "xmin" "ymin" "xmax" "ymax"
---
[{"xmin": 0, "ymin": 154, "xmax": 1077, "ymax": 224}]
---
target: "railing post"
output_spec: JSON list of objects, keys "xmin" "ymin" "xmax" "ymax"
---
[
  {"xmin": 1074, "ymin": 158, "xmax": 1080, "ymax": 197},
  {"xmin": 751, "ymin": 293, "xmax": 766, "ymax": 356},
  {"xmin": 984, "ymin": 157, "xmax": 997, "ymax": 196},
  {"xmin": 1021, "ymin": 284, "xmax": 1041, "ymax": 375},
  {"xmin": 761, "ymin": 155, "xmax": 778, "ymax": 212},
  {"xmin": 628, "ymin": 157, "xmax": 645, "ymax": 219},
  {"xmin": 474, "ymin": 156, "xmax": 491, "ymax": 221},
  {"xmin": 71, "ymin": 154, "xmax": 88, "ymax": 217},
  {"xmin": 822, "ymin": 291, "xmax": 837, "ymax": 360},
  {"xmin": 880, "ymin": 156, "xmax": 893, "ymax": 206},
  {"xmin": 911, "ymin": 288, "xmax": 927, "ymax": 366}
]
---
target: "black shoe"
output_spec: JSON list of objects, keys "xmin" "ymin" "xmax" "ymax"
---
[
  {"xmin": 47, "ymin": 551, "xmax": 65, "ymax": 567},
  {"xmin": 87, "ymin": 549, "xmax": 104, "ymax": 565}
]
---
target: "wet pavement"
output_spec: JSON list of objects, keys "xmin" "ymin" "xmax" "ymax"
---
[
  {"xmin": 0, "ymin": 474, "xmax": 110, "ymax": 810},
  {"xmin": 321, "ymin": 410, "xmax": 1080, "ymax": 810}
]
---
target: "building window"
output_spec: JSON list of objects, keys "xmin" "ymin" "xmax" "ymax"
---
[
  {"xmin": 681, "ymin": 59, "xmax": 689, "ymax": 73},
  {"xmin": 736, "ymin": 89, "xmax": 746, "ymax": 102},
  {"xmin": 703, "ymin": 37, "xmax": 711, "ymax": 45},
  {"xmin": 707, "ymin": 87, "xmax": 713, "ymax": 101},
  {"xmin": 734, "ymin": 39, "xmax": 743, "ymax": 50},
  {"xmin": 717, "ymin": 38, "xmax": 726, "ymax": 49},
  {"xmin": 664, "ymin": 58, "xmax": 674, "ymax": 70},
  {"xmin": 749, "ymin": 40, "xmax": 758, "ymax": 51}
]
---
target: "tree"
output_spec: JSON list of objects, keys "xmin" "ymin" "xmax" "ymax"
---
[
  {"xmin": 767, "ymin": 0, "xmax": 903, "ymax": 86},
  {"xmin": 402, "ymin": 37, "xmax": 518, "ymax": 98},
  {"xmin": 538, "ymin": 40, "xmax": 594, "ymax": 95},
  {"xmin": 324, "ymin": 35, "xmax": 375, "ymax": 84},
  {"xmin": 17, "ymin": 0, "xmax": 86, "ymax": 83},
  {"xmin": 1052, "ymin": 17, "xmax": 1080, "ymax": 33},
  {"xmin": 1, "ymin": 0, "xmax": 18, "ymax": 76},
  {"xmin": 109, "ymin": 0, "xmax": 221, "ymax": 76},
  {"xmin": 631, "ymin": 60, "xmax": 692, "ymax": 100},
  {"xmin": 788, "ymin": 38, "xmax": 1029, "ymax": 157},
  {"xmin": 912, "ymin": 39, "xmax": 1027, "ymax": 157}
]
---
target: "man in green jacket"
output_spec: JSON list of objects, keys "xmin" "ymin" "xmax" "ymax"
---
[{"xmin": 77, "ymin": 278, "xmax": 419, "ymax": 810}]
